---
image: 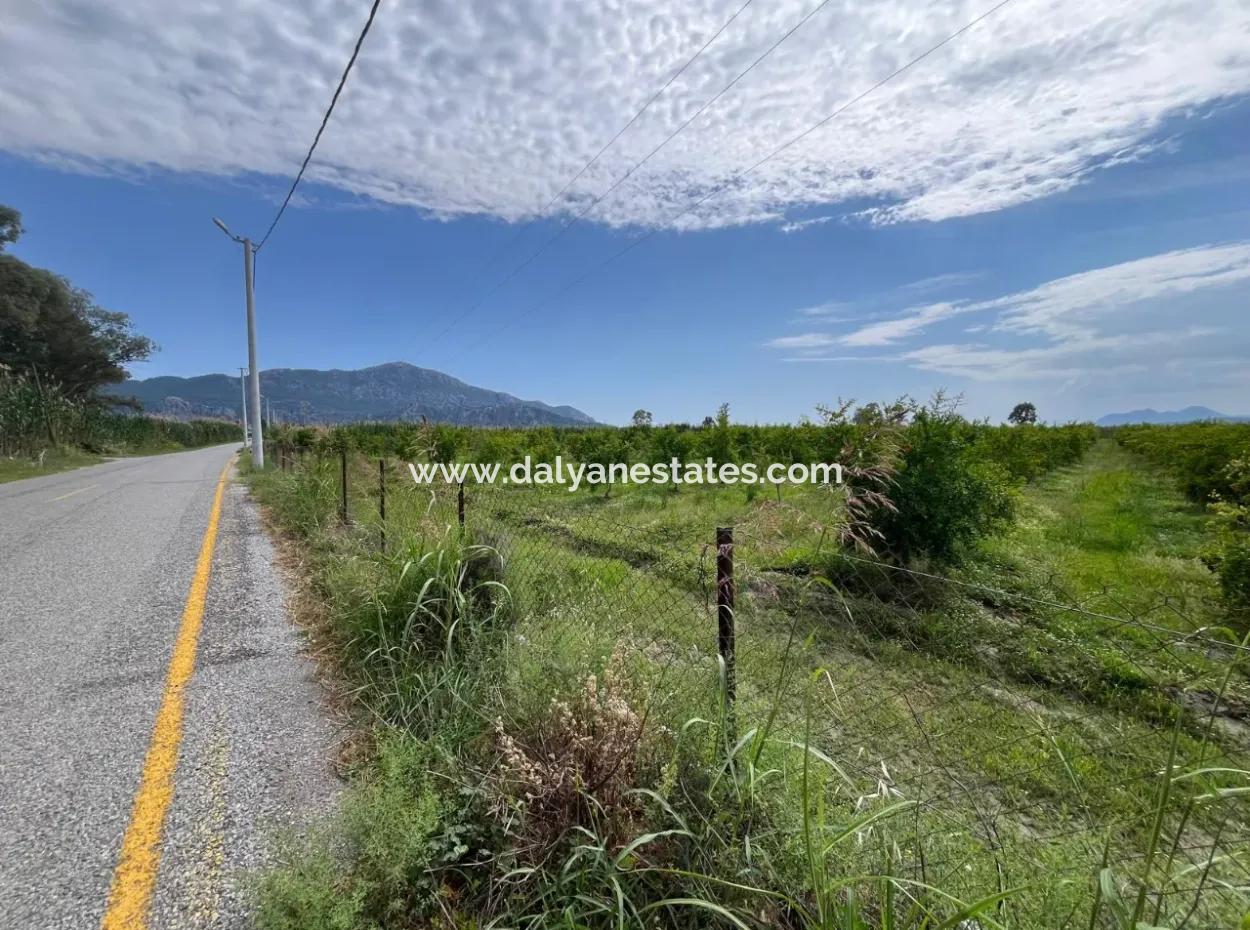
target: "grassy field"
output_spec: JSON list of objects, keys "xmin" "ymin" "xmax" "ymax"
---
[
  {"xmin": 246, "ymin": 428, "xmax": 1250, "ymax": 930},
  {"xmin": 982, "ymin": 439, "xmax": 1223, "ymax": 621},
  {"xmin": 0, "ymin": 447, "xmax": 102, "ymax": 484}
]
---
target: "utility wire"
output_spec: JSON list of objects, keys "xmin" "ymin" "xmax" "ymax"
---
[
  {"xmin": 256, "ymin": 0, "xmax": 383, "ymax": 252},
  {"xmin": 426, "ymin": 0, "xmax": 834, "ymax": 348},
  {"xmin": 452, "ymin": 0, "xmax": 1018, "ymax": 357}
]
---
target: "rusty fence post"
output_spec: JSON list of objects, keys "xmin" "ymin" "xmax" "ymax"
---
[
  {"xmin": 339, "ymin": 448, "xmax": 349, "ymax": 523},
  {"xmin": 378, "ymin": 459, "xmax": 386, "ymax": 548},
  {"xmin": 457, "ymin": 480, "xmax": 466, "ymax": 529},
  {"xmin": 716, "ymin": 526, "xmax": 736, "ymax": 731}
]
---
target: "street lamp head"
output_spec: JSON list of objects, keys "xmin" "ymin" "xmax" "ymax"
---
[{"xmin": 212, "ymin": 216, "xmax": 235, "ymax": 239}]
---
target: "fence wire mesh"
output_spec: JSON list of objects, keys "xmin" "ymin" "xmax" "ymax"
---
[{"xmin": 267, "ymin": 446, "xmax": 1250, "ymax": 926}]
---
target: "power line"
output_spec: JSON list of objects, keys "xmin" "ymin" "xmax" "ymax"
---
[
  {"xmin": 452, "ymin": 0, "xmax": 1019, "ymax": 358},
  {"xmin": 255, "ymin": 0, "xmax": 383, "ymax": 252},
  {"xmin": 426, "ymin": 0, "xmax": 835, "ymax": 349}
]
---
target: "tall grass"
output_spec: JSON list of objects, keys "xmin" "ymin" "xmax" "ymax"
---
[{"xmin": 0, "ymin": 371, "xmax": 238, "ymax": 457}]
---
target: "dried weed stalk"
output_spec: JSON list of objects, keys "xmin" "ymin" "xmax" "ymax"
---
[{"xmin": 490, "ymin": 648, "xmax": 645, "ymax": 857}]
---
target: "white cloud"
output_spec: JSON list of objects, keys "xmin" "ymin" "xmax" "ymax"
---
[
  {"xmin": 839, "ymin": 301, "xmax": 961, "ymax": 346},
  {"xmin": 779, "ymin": 215, "xmax": 835, "ymax": 233},
  {"xmin": 836, "ymin": 242, "xmax": 1250, "ymax": 346},
  {"xmin": 793, "ymin": 300, "xmax": 862, "ymax": 320},
  {"xmin": 2, "ymin": 0, "xmax": 1248, "ymax": 230},
  {"xmin": 766, "ymin": 243, "xmax": 1250, "ymax": 397},
  {"xmin": 899, "ymin": 271, "xmax": 984, "ymax": 295},
  {"xmin": 986, "ymin": 244, "xmax": 1250, "ymax": 341},
  {"xmin": 764, "ymin": 332, "xmax": 840, "ymax": 349},
  {"xmin": 782, "ymin": 353, "xmax": 899, "ymax": 362},
  {"xmin": 900, "ymin": 330, "xmax": 1196, "ymax": 381}
]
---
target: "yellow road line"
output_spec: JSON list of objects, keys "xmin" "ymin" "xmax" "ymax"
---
[
  {"xmin": 50, "ymin": 484, "xmax": 97, "ymax": 502},
  {"xmin": 100, "ymin": 458, "xmax": 233, "ymax": 930}
]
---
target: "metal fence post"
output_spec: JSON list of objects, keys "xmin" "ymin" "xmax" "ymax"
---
[
  {"xmin": 716, "ymin": 526, "xmax": 736, "ymax": 727},
  {"xmin": 457, "ymin": 480, "xmax": 466, "ymax": 529},
  {"xmin": 378, "ymin": 458, "xmax": 386, "ymax": 548},
  {"xmin": 340, "ymin": 448, "xmax": 349, "ymax": 523}
]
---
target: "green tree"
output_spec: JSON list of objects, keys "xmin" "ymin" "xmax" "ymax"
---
[
  {"xmin": 707, "ymin": 402, "xmax": 735, "ymax": 463},
  {"xmin": 631, "ymin": 409, "xmax": 653, "ymax": 427},
  {"xmin": 0, "ymin": 205, "xmax": 154, "ymax": 396},
  {"xmin": 1008, "ymin": 401, "xmax": 1038, "ymax": 425},
  {"xmin": 0, "ymin": 205, "xmax": 21, "ymax": 251}
]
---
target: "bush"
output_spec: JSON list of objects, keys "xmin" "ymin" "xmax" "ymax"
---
[
  {"xmin": 973, "ymin": 421, "xmax": 1097, "ymax": 481},
  {"xmin": 1118, "ymin": 425, "xmax": 1250, "ymax": 616},
  {"xmin": 1207, "ymin": 457, "xmax": 1250, "ymax": 615},
  {"xmin": 1116, "ymin": 421, "xmax": 1250, "ymax": 503},
  {"xmin": 1215, "ymin": 537, "xmax": 1250, "ymax": 611},
  {"xmin": 877, "ymin": 403, "xmax": 1018, "ymax": 564}
]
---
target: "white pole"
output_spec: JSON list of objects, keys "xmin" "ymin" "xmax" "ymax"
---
[
  {"xmin": 238, "ymin": 366, "xmax": 249, "ymax": 444},
  {"xmin": 243, "ymin": 238, "xmax": 263, "ymax": 467}
]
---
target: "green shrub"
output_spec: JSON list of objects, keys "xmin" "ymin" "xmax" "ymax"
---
[
  {"xmin": 973, "ymin": 421, "xmax": 1097, "ymax": 481},
  {"xmin": 1215, "ymin": 537, "xmax": 1250, "ymax": 611},
  {"xmin": 1116, "ymin": 421, "xmax": 1250, "ymax": 503},
  {"xmin": 877, "ymin": 403, "xmax": 1018, "ymax": 564},
  {"xmin": 1119, "ymin": 426, "xmax": 1250, "ymax": 615},
  {"xmin": 1207, "ymin": 457, "xmax": 1250, "ymax": 614}
]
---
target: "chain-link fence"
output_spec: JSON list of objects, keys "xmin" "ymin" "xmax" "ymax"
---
[{"xmin": 266, "ymin": 446, "xmax": 1250, "ymax": 926}]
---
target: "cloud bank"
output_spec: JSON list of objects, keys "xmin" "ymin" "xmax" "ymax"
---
[
  {"xmin": 2, "ymin": 0, "xmax": 1249, "ymax": 230},
  {"xmin": 770, "ymin": 242, "xmax": 1250, "ymax": 387}
]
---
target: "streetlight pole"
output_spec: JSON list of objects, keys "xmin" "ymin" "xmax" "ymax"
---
[
  {"xmin": 238, "ymin": 366, "xmax": 249, "ymax": 444},
  {"xmin": 214, "ymin": 217, "xmax": 263, "ymax": 467},
  {"xmin": 242, "ymin": 237, "xmax": 263, "ymax": 467}
]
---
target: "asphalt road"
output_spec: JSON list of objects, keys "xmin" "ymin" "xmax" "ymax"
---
[{"xmin": 0, "ymin": 444, "xmax": 340, "ymax": 929}]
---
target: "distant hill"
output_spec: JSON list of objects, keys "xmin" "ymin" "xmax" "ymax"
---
[
  {"xmin": 1097, "ymin": 406, "xmax": 1250, "ymax": 426},
  {"xmin": 108, "ymin": 362, "xmax": 598, "ymax": 427}
]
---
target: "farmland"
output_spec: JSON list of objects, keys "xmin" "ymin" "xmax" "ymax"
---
[{"xmin": 246, "ymin": 409, "xmax": 1250, "ymax": 930}]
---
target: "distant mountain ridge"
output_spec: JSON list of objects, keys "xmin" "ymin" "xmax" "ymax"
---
[
  {"xmin": 109, "ymin": 362, "xmax": 597, "ymax": 427},
  {"xmin": 1097, "ymin": 406, "xmax": 1250, "ymax": 426}
]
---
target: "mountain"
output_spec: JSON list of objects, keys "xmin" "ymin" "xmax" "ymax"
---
[
  {"xmin": 1097, "ymin": 406, "xmax": 1250, "ymax": 426},
  {"xmin": 108, "ymin": 362, "xmax": 598, "ymax": 427}
]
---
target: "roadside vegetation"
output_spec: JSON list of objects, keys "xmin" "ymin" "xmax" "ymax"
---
[
  {"xmin": 246, "ymin": 401, "xmax": 1249, "ymax": 929},
  {"xmin": 0, "ymin": 203, "xmax": 238, "ymax": 479}
]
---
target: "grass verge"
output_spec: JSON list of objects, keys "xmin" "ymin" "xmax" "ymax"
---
[{"xmin": 0, "ymin": 447, "xmax": 102, "ymax": 483}]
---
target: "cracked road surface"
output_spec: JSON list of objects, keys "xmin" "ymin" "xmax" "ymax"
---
[{"xmin": 0, "ymin": 444, "xmax": 339, "ymax": 929}]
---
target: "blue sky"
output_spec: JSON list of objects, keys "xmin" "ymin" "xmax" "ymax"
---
[{"xmin": 3, "ymin": 0, "xmax": 1249, "ymax": 425}]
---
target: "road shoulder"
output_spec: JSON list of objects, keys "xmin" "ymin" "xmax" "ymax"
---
[{"xmin": 148, "ymin": 472, "xmax": 343, "ymax": 929}]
